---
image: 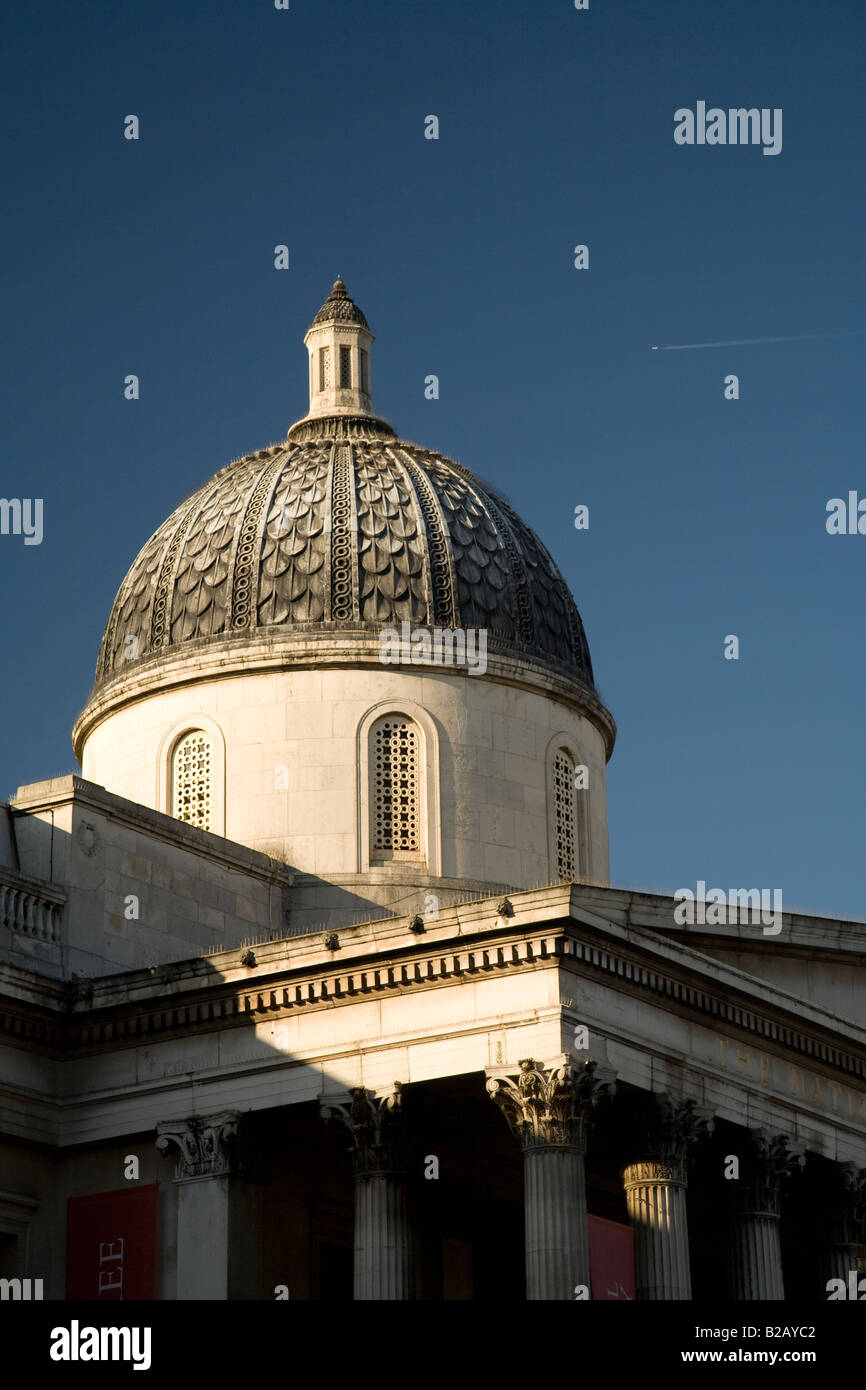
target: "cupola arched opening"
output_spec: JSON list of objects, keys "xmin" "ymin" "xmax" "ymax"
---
[
  {"xmin": 156, "ymin": 714, "xmax": 227, "ymax": 838},
  {"xmin": 356, "ymin": 701, "xmax": 442, "ymax": 876},
  {"xmin": 370, "ymin": 714, "xmax": 423, "ymax": 864},
  {"xmin": 547, "ymin": 736, "xmax": 591, "ymax": 884},
  {"xmin": 171, "ymin": 730, "xmax": 213, "ymax": 832}
]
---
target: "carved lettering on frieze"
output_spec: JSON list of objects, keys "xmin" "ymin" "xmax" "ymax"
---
[{"xmin": 714, "ymin": 1036, "xmax": 866, "ymax": 1121}]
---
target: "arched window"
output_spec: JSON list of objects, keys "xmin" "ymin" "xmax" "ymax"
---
[
  {"xmin": 370, "ymin": 715, "xmax": 424, "ymax": 863},
  {"xmin": 552, "ymin": 748, "xmax": 577, "ymax": 881},
  {"xmin": 171, "ymin": 731, "xmax": 213, "ymax": 832},
  {"xmin": 357, "ymin": 701, "xmax": 440, "ymax": 876}
]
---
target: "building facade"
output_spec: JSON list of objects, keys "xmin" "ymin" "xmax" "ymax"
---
[{"xmin": 1, "ymin": 283, "xmax": 864, "ymax": 1300}]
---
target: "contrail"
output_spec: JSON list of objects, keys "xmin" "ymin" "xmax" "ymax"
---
[{"xmin": 651, "ymin": 330, "xmax": 865, "ymax": 351}]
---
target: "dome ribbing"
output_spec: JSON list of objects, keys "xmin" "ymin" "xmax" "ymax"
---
[{"xmin": 91, "ymin": 436, "xmax": 596, "ymax": 696}]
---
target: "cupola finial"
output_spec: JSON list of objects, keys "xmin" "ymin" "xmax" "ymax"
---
[{"xmin": 293, "ymin": 280, "xmax": 375, "ymax": 427}]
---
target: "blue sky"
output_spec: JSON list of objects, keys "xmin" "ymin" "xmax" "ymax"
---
[{"xmin": 1, "ymin": 0, "xmax": 863, "ymax": 919}]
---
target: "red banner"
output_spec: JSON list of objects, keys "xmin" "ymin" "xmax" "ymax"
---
[
  {"xmin": 66, "ymin": 1185, "xmax": 159, "ymax": 1301},
  {"xmin": 588, "ymin": 1213, "xmax": 635, "ymax": 1300}
]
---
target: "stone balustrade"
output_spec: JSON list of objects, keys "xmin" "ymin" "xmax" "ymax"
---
[{"xmin": 0, "ymin": 869, "xmax": 64, "ymax": 944}]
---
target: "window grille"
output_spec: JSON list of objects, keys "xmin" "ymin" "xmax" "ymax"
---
[
  {"xmin": 553, "ymin": 749, "xmax": 577, "ymax": 880},
  {"xmin": 371, "ymin": 717, "xmax": 422, "ymax": 859},
  {"xmin": 172, "ymin": 731, "xmax": 212, "ymax": 832},
  {"xmin": 319, "ymin": 346, "xmax": 331, "ymax": 391},
  {"xmin": 339, "ymin": 346, "xmax": 351, "ymax": 388}
]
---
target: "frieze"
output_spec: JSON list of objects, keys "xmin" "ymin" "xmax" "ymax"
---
[
  {"xmin": 6, "ymin": 928, "xmax": 866, "ymax": 1129},
  {"xmin": 560, "ymin": 935, "xmax": 866, "ymax": 1083},
  {"xmin": 711, "ymin": 1035, "xmax": 866, "ymax": 1122}
]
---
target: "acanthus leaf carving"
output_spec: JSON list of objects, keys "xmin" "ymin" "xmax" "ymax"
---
[
  {"xmin": 320, "ymin": 1083, "xmax": 405, "ymax": 1178},
  {"xmin": 486, "ymin": 1054, "xmax": 615, "ymax": 1152},
  {"xmin": 825, "ymin": 1162, "xmax": 866, "ymax": 1248},
  {"xmin": 155, "ymin": 1111, "xmax": 242, "ymax": 1180},
  {"xmin": 625, "ymin": 1093, "xmax": 715, "ymax": 1185},
  {"xmin": 729, "ymin": 1129, "xmax": 805, "ymax": 1219}
]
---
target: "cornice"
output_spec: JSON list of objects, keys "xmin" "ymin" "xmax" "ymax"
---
[
  {"xmin": 572, "ymin": 883, "xmax": 866, "ymax": 961},
  {"xmin": 3, "ymin": 905, "xmax": 865, "ymax": 1093},
  {"xmin": 64, "ymin": 922, "xmax": 562, "ymax": 1054},
  {"xmin": 0, "ymin": 993, "xmax": 64, "ymax": 1053},
  {"xmin": 557, "ymin": 932, "xmax": 866, "ymax": 1086}
]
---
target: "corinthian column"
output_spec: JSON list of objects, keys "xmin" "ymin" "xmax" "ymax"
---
[
  {"xmin": 486, "ymin": 1054, "xmax": 615, "ymax": 1300},
  {"xmin": 819, "ymin": 1162, "xmax": 866, "ymax": 1291},
  {"xmin": 621, "ymin": 1094, "xmax": 714, "ymax": 1300},
  {"xmin": 156, "ymin": 1111, "xmax": 255, "ymax": 1300},
  {"xmin": 321, "ymin": 1084, "xmax": 409, "ymax": 1300},
  {"xmin": 725, "ymin": 1130, "xmax": 805, "ymax": 1300}
]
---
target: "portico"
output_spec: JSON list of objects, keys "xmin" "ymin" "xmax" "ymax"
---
[{"xmin": 2, "ymin": 880, "xmax": 864, "ymax": 1299}]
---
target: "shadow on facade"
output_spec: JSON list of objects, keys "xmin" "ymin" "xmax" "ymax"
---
[{"xmin": 0, "ymin": 805, "xmax": 526, "ymax": 1300}]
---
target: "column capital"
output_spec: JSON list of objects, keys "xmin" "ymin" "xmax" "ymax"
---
[
  {"xmin": 622, "ymin": 1159, "xmax": 682, "ymax": 1189},
  {"xmin": 732, "ymin": 1129, "xmax": 806, "ymax": 1218},
  {"xmin": 320, "ymin": 1083, "xmax": 405, "ymax": 1178},
  {"xmin": 824, "ymin": 1161, "xmax": 866, "ymax": 1247},
  {"xmin": 621, "ymin": 1104, "xmax": 698, "ymax": 1300},
  {"xmin": 155, "ymin": 1111, "xmax": 242, "ymax": 1180},
  {"xmin": 834, "ymin": 1160, "xmax": 866, "ymax": 1208},
  {"xmin": 624, "ymin": 1093, "xmax": 714, "ymax": 1184},
  {"xmin": 751, "ymin": 1128, "xmax": 806, "ymax": 1173},
  {"xmin": 486, "ymin": 1054, "xmax": 615, "ymax": 1152}
]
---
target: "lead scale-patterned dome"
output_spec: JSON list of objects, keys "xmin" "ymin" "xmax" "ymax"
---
[
  {"xmin": 94, "ymin": 434, "xmax": 595, "ymax": 692},
  {"xmin": 311, "ymin": 277, "xmax": 369, "ymax": 327},
  {"xmin": 90, "ymin": 281, "xmax": 598, "ymax": 704}
]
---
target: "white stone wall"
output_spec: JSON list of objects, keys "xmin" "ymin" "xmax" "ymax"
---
[
  {"xmin": 10, "ymin": 777, "xmax": 293, "ymax": 977},
  {"xmin": 80, "ymin": 667, "xmax": 610, "ymax": 891}
]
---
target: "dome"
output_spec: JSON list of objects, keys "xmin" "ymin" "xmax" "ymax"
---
[
  {"xmin": 91, "ymin": 429, "xmax": 596, "ymax": 695},
  {"xmin": 311, "ymin": 278, "xmax": 369, "ymax": 328},
  {"xmin": 73, "ymin": 281, "xmax": 615, "ymax": 896},
  {"xmin": 75, "ymin": 281, "xmax": 614, "ymax": 769}
]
